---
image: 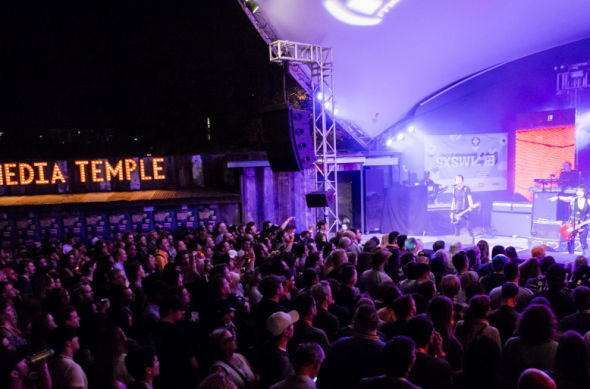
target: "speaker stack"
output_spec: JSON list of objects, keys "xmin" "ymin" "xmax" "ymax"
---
[
  {"xmin": 527, "ymin": 192, "xmax": 570, "ymax": 249},
  {"xmin": 490, "ymin": 201, "xmax": 532, "ymax": 238},
  {"xmin": 261, "ymin": 104, "xmax": 317, "ymax": 172}
]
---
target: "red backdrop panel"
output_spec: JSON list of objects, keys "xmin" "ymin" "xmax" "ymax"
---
[{"xmin": 515, "ymin": 126, "xmax": 575, "ymax": 201}]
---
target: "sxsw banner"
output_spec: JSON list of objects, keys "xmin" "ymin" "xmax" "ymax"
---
[{"xmin": 424, "ymin": 133, "xmax": 508, "ymax": 192}]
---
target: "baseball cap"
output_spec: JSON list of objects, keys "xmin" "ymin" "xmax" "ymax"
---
[
  {"xmin": 492, "ymin": 254, "xmax": 508, "ymax": 266},
  {"xmin": 228, "ymin": 250, "xmax": 238, "ymax": 259},
  {"xmin": 267, "ymin": 310, "xmax": 299, "ymax": 336}
]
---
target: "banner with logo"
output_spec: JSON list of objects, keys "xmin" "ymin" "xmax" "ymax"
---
[{"xmin": 424, "ymin": 133, "xmax": 508, "ymax": 192}]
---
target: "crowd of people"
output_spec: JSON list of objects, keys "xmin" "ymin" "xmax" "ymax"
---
[{"xmin": 1, "ymin": 219, "xmax": 590, "ymax": 389}]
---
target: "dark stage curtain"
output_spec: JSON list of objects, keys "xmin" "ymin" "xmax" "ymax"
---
[
  {"xmin": 380, "ymin": 184, "xmax": 428, "ymax": 235},
  {"xmin": 427, "ymin": 209, "xmax": 454, "ymax": 236}
]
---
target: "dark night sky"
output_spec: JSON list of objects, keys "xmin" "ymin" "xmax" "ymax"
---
[{"xmin": 0, "ymin": 0, "xmax": 297, "ymax": 159}]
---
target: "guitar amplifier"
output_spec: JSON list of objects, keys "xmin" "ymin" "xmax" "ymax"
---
[
  {"xmin": 533, "ymin": 192, "xmax": 568, "ymax": 222},
  {"xmin": 512, "ymin": 202, "xmax": 533, "ymax": 214},
  {"xmin": 492, "ymin": 202, "xmax": 533, "ymax": 213},
  {"xmin": 491, "ymin": 211, "xmax": 532, "ymax": 238},
  {"xmin": 492, "ymin": 202, "xmax": 512, "ymax": 212},
  {"xmin": 532, "ymin": 220, "xmax": 561, "ymax": 240}
]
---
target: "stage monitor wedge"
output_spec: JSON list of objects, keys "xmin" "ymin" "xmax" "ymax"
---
[{"xmin": 261, "ymin": 104, "xmax": 317, "ymax": 172}]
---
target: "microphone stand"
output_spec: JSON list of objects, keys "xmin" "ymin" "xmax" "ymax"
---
[{"xmin": 571, "ymin": 198, "xmax": 577, "ymax": 254}]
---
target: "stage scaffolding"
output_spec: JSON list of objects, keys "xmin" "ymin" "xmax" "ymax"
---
[
  {"xmin": 556, "ymin": 62, "xmax": 590, "ymax": 108},
  {"xmin": 237, "ymin": 0, "xmax": 378, "ymax": 235},
  {"xmin": 268, "ymin": 41, "xmax": 339, "ymax": 235},
  {"xmin": 236, "ymin": 0, "xmax": 371, "ymax": 150}
]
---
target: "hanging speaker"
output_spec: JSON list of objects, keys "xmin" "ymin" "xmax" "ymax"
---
[
  {"xmin": 305, "ymin": 190, "xmax": 335, "ymax": 208},
  {"xmin": 261, "ymin": 104, "xmax": 317, "ymax": 172}
]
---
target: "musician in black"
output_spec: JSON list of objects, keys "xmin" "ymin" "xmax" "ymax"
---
[
  {"xmin": 420, "ymin": 171, "xmax": 435, "ymax": 186},
  {"xmin": 550, "ymin": 184, "xmax": 590, "ymax": 255},
  {"xmin": 450, "ymin": 175, "xmax": 474, "ymax": 237},
  {"xmin": 559, "ymin": 161, "xmax": 580, "ymax": 188}
]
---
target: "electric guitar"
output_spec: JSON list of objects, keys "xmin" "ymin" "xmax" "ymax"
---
[
  {"xmin": 451, "ymin": 202, "xmax": 480, "ymax": 224},
  {"xmin": 560, "ymin": 219, "xmax": 590, "ymax": 241}
]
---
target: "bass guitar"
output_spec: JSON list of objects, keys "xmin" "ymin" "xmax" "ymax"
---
[
  {"xmin": 451, "ymin": 201, "xmax": 480, "ymax": 224},
  {"xmin": 560, "ymin": 219, "xmax": 590, "ymax": 241}
]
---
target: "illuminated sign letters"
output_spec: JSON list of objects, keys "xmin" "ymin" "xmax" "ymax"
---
[{"xmin": 0, "ymin": 157, "xmax": 165, "ymax": 186}]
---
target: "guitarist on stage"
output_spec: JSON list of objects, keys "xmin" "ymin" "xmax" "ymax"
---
[
  {"xmin": 550, "ymin": 184, "xmax": 590, "ymax": 255},
  {"xmin": 451, "ymin": 175, "xmax": 474, "ymax": 238}
]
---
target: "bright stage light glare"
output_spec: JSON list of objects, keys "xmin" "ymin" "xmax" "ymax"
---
[
  {"xmin": 317, "ymin": 92, "xmax": 323, "ymax": 100},
  {"xmin": 334, "ymin": 108, "xmax": 338, "ymax": 115},
  {"xmin": 246, "ymin": 0, "xmax": 259, "ymax": 13},
  {"xmin": 386, "ymin": 139, "xmax": 393, "ymax": 146},
  {"xmin": 323, "ymin": 0, "xmax": 384, "ymax": 26},
  {"xmin": 397, "ymin": 133, "xmax": 404, "ymax": 140},
  {"xmin": 408, "ymin": 126, "xmax": 415, "ymax": 132}
]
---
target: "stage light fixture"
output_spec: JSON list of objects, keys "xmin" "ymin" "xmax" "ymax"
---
[
  {"xmin": 317, "ymin": 92, "xmax": 323, "ymax": 100},
  {"xmin": 246, "ymin": 0, "xmax": 259, "ymax": 13},
  {"xmin": 386, "ymin": 139, "xmax": 393, "ymax": 146},
  {"xmin": 408, "ymin": 126, "xmax": 415, "ymax": 132},
  {"xmin": 397, "ymin": 133, "xmax": 404, "ymax": 140},
  {"xmin": 334, "ymin": 108, "xmax": 339, "ymax": 115}
]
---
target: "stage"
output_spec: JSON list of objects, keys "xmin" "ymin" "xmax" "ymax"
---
[{"xmin": 361, "ymin": 231, "xmax": 581, "ymax": 266}]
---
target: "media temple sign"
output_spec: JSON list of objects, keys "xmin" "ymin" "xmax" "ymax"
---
[{"xmin": 0, "ymin": 158, "xmax": 165, "ymax": 186}]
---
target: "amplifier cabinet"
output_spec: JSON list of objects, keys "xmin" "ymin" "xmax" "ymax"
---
[
  {"xmin": 491, "ymin": 211, "xmax": 532, "ymax": 238},
  {"xmin": 512, "ymin": 203, "xmax": 533, "ymax": 214},
  {"xmin": 532, "ymin": 220, "xmax": 561, "ymax": 240},
  {"xmin": 533, "ymin": 192, "xmax": 568, "ymax": 222},
  {"xmin": 492, "ymin": 202, "xmax": 512, "ymax": 212},
  {"xmin": 492, "ymin": 202, "xmax": 533, "ymax": 213}
]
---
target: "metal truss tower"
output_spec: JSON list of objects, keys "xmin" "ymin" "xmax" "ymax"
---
[
  {"xmin": 269, "ymin": 41, "xmax": 339, "ymax": 235},
  {"xmin": 237, "ymin": 0, "xmax": 371, "ymax": 149},
  {"xmin": 555, "ymin": 62, "xmax": 590, "ymax": 108}
]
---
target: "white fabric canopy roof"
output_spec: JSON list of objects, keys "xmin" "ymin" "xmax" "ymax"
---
[{"xmin": 256, "ymin": 0, "xmax": 590, "ymax": 138}]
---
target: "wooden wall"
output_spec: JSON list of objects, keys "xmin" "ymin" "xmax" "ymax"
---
[{"xmin": 241, "ymin": 167, "xmax": 315, "ymax": 231}]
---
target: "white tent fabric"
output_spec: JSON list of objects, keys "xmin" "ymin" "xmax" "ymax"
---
[{"xmin": 256, "ymin": 0, "xmax": 590, "ymax": 138}]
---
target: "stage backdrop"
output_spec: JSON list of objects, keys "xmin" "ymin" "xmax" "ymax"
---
[{"xmin": 424, "ymin": 133, "xmax": 508, "ymax": 192}]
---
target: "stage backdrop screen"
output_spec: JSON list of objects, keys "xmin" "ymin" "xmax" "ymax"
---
[{"xmin": 424, "ymin": 133, "xmax": 508, "ymax": 192}]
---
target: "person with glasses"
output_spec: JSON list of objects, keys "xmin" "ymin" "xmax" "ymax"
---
[{"xmin": 210, "ymin": 328, "xmax": 258, "ymax": 389}]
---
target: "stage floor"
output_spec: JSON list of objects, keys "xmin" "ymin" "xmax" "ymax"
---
[{"xmin": 360, "ymin": 232, "xmax": 580, "ymax": 266}]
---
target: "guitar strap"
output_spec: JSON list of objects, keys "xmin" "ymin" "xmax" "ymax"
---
[
  {"xmin": 454, "ymin": 186, "xmax": 467, "ymax": 211},
  {"xmin": 571, "ymin": 198, "xmax": 590, "ymax": 223},
  {"xmin": 463, "ymin": 187, "xmax": 467, "ymax": 210}
]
